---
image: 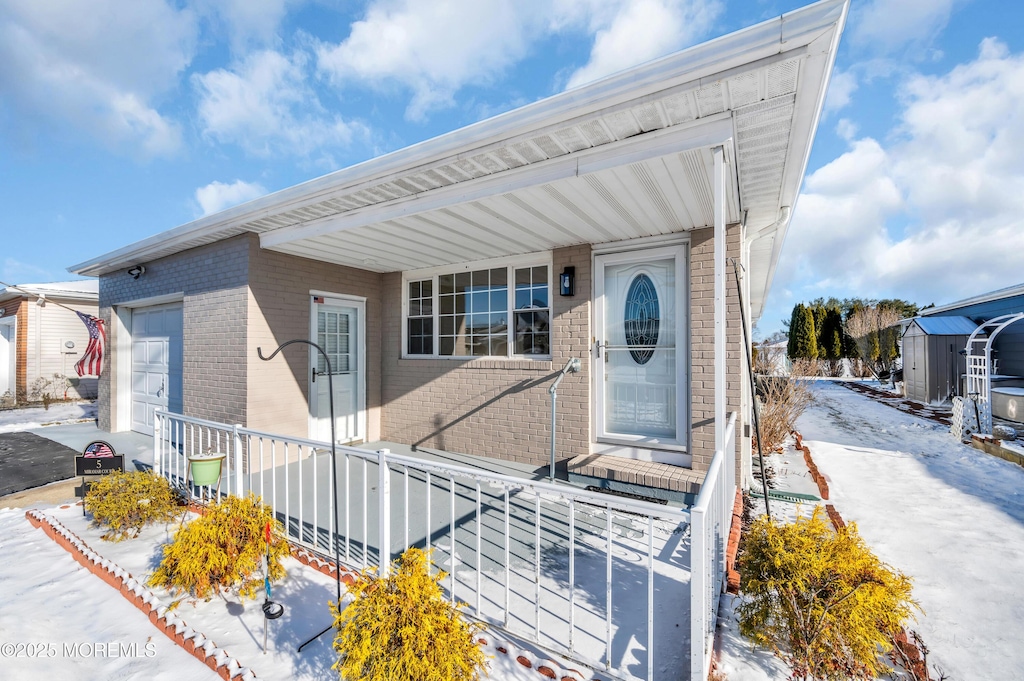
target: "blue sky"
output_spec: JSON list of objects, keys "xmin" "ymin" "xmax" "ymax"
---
[{"xmin": 2, "ymin": 0, "xmax": 1022, "ymax": 335}]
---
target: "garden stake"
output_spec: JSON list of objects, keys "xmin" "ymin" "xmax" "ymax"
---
[
  {"xmin": 258, "ymin": 339, "xmax": 342, "ymax": 652},
  {"xmin": 262, "ymin": 520, "xmax": 285, "ymax": 653},
  {"xmin": 730, "ymin": 258, "xmax": 771, "ymax": 518}
]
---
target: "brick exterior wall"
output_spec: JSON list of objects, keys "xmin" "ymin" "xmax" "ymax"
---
[
  {"xmin": 381, "ymin": 246, "xmax": 592, "ymax": 469},
  {"xmin": 97, "ymin": 236, "xmax": 250, "ymax": 431},
  {"xmin": 247, "ymin": 239, "xmax": 383, "ymax": 441},
  {"xmin": 688, "ymin": 224, "xmax": 745, "ymax": 473},
  {"xmin": 93, "ymin": 227, "xmax": 746, "ymax": 483}
]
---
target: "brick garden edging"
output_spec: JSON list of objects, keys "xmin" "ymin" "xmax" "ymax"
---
[
  {"xmin": 725, "ymin": 489, "xmax": 743, "ymax": 594},
  {"xmin": 793, "ymin": 431, "xmax": 830, "ymax": 501},
  {"xmin": 28, "ymin": 504, "xmax": 591, "ymax": 681},
  {"xmin": 25, "ymin": 509, "xmax": 257, "ymax": 681}
]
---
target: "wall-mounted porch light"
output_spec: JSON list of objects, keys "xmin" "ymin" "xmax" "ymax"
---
[{"xmin": 559, "ymin": 266, "xmax": 575, "ymax": 297}]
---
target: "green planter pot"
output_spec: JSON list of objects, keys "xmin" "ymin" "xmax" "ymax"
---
[{"xmin": 188, "ymin": 453, "xmax": 225, "ymax": 487}]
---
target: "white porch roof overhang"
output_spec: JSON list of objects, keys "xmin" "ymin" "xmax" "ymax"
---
[{"xmin": 70, "ymin": 0, "xmax": 848, "ymax": 321}]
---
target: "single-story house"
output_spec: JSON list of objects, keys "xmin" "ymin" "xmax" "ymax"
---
[
  {"xmin": 913, "ymin": 282, "xmax": 1024, "ymax": 422},
  {"xmin": 70, "ymin": 0, "xmax": 847, "ymax": 499},
  {"xmin": 0, "ymin": 281, "xmax": 100, "ymax": 404}
]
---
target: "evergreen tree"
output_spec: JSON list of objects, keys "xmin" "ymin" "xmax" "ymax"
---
[
  {"xmin": 789, "ymin": 304, "xmax": 818, "ymax": 359},
  {"xmin": 819, "ymin": 307, "xmax": 844, "ymax": 360},
  {"xmin": 787, "ymin": 304, "xmax": 803, "ymax": 359}
]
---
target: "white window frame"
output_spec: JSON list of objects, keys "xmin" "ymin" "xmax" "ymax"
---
[{"xmin": 401, "ymin": 252, "xmax": 553, "ymax": 360}]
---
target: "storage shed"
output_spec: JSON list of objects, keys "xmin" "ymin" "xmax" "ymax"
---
[{"xmin": 902, "ymin": 316, "xmax": 977, "ymax": 404}]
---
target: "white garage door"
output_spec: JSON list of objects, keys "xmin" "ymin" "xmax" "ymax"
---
[{"xmin": 131, "ymin": 304, "xmax": 183, "ymax": 434}]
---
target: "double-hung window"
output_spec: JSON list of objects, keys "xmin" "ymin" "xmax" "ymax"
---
[{"xmin": 405, "ymin": 260, "xmax": 550, "ymax": 358}]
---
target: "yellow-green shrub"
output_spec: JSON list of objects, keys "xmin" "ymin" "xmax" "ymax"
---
[
  {"xmin": 737, "ymin": 508, "xmax": 917, "ymax": 681},
  {"xmin": 332, "ymin": 548, "xmax": 487, "ymax": 681},
  {"xmin": 85, "ymin": 470, "xmax": 181, "ymax": 541},
  {"xmin": 148, "ymin": 493, "xmax": 288, "ymax": 601}
]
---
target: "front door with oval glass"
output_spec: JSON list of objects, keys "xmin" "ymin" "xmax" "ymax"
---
[{"xmin": 594, "ymin": 246, "xmax": 687, "ymax": 461}]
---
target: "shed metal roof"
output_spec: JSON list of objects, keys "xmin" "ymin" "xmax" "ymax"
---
[{"xmin": 909, "ymin": 316, "xmax": 978, "ymax": 336}]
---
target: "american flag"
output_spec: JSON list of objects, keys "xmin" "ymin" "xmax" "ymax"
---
[{"xmin": 74, "ymin": 311, "xmax": 106, "ymax": 378}]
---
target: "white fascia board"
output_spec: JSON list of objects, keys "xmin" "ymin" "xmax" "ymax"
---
[
  {"xmin": 70, "ymin": 0, "xmax": 847, "ymax": 278},
  {"xmin": 749, "ymin": 1, "xmax": 849, "ymax": 320},
  {"xmin": 261, "ymin": 115, "xmax": 735, "ymax": 250}
]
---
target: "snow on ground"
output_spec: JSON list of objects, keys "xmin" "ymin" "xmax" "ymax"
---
[
  {"xmin": 0, "ymin": 507, "xmax": 220, "ymax": 681},
  {"xmin": 718, "ymin": 380, "xmax": 1024, "ymax": 681},
  {"xmin": 0, "ymin": 502, "xmax": 590, "ymax": 681},
  {"xmin": 0, "ymin": 402, "xmax": 97, "ymax": 433}
]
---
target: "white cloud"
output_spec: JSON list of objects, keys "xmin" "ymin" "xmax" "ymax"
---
[
  {"xmin": 852, "ymin": 0, "xmax": 960, "ymax": 54},
  {"xmin": 316, "ymin": 0, "xmax": 539, "ymax": 120},
  {"xmin": 193, "ymin": 49, "xmax": 367, "ymax": 158},
  {"xmin": 194, "ymin": 179, "xmax": 267, "ymax": 217},
  {"xmin": 776, "ymin": 38, "xmax": 1024, "ymax": 314},
  {"xmin": 315, "ymin": 0, "xmax": 719, "ymax": 120},
  {"xmin": 823, "ymin": 69, "xmax": 858, "ymax": 115},
  {"xmin": 564, "ymin": 0, "xmax": 721, "ymax": 89},
  {"xmin": 195, "ymin": 0, "xmax": 293, "ymax": 51},
  {"xmin": 0, "ymin": 0, "xmax": 195, "ymax": 156}
]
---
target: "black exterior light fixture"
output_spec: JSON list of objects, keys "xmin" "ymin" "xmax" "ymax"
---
[
  {"xmin": 559, "ymin": 266, "xmax": 575, "ymax": 297},
  {"xmin": 127, "ymin": 265, "xmax": 146, "ymax": 279}
]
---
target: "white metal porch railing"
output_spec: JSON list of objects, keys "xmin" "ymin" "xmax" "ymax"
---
[
  {"xmin": 689, "ymin": 412, "xmax": 737, "ymax": 680},
  {"xmin": 153, "ymin": 410, "xmax": 738, "ymax": 681}
]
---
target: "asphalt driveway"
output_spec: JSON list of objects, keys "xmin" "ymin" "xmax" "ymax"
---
[{"xmin": 0, "ymin": 432, "xmax": 80, "ymax": 497}]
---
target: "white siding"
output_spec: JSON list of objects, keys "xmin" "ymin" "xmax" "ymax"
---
[{"xmin": 25, "ymin": 298, "xmax": 99, "ymax": 400}]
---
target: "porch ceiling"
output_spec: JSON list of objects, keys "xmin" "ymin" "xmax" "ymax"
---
[
  {"xmin": 70, "ymin": 0, "xmax": 848, "ymax": 320},
  {"xmin": 262, "ymin": 140, "xmax": 745, "ymax": 272}
]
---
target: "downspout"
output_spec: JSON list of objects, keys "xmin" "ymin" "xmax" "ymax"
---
[{"xmin": 549, "ymin": 358, "xmax": 581, "ymax": 481}]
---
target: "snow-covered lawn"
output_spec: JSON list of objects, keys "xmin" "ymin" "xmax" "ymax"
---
[
  {"xmin": 718, "ymin": 381, "xmax": 1024, "ymax": 680},
  {"xmin": 0, "ymin": 402, "xmax": 97, "ymax": 434},
  {"xmin": 0, "ymin": 502, "xmax": 598, "ymax": 681}
]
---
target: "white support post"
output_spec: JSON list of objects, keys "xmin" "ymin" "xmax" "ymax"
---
[
  {"xmin": 713, "ymin": 144, "xmax": 727, "ymax": 458},
  {"xmin": 233, "ymin": 425, "xmax": 243, "ymax": 496},
  {"xmin": 152, "ymin": 411, "xmax": 162, "ymax": 477},
  {"xmin": 378, "ymin": 448, "xmax": 391, "ymax": 577},
  {"xmin": 690, "ymin": 506, "xmax": 707, "ymax": 680}
]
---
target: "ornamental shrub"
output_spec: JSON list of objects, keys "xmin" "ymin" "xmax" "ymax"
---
[
  {"xmin": 85, "ymin": 470, "xmax": 181, "ymax": 541},
  {"xmin": 332, "ymin": 548, "xmax": 487, "ymax": 681},
  {"xmin": 148, "ymin": 493, "xmax": 288, "ymax": 601},
  {"xmin": 737, "ymin": 508, "xmax": 917, "ymax": 680}
]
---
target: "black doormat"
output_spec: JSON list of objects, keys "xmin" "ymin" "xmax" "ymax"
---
[{"xmin": 0, "ymin": 432, "xmax": 80, "ymax": 497}]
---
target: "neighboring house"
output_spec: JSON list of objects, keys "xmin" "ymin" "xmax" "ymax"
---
[
  {"xmin": 911, "ymin": 282, "xmax": 1024, "ymax": 420},
  {"xmin": 0, "ymin": 281, "xmax": 100, "ymax": 403},
  {"xmin": 69, "ymin": 0, "xmax": 846, "ymax": 499}
]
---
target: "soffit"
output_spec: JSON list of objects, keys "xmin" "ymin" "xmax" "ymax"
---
[{"xmin": 260, "ymin": 63, "xmax": 798, "ymax": 271}]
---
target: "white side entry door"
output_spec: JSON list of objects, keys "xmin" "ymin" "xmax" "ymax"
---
[{"xmin": 310, "ymin": 295, "xmax": 365, "ymax": 444}]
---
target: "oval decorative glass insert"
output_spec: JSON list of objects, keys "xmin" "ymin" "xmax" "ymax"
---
[{"xmin": 624, "ymin": 274, "xmax": 660, "ymax": 365}]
